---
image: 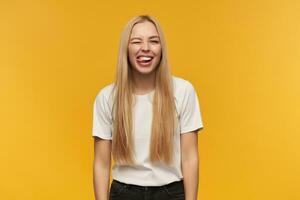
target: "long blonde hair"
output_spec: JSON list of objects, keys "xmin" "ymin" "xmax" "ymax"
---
[{"xmin": 111, "ymin": 15, "xmax": 178, "ymax": 166}]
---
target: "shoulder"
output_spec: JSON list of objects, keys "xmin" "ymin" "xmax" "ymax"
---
[
  {"xmin": 95, "ymin": 82, "xmax": 115, "ymax": 103},
  {"xmin": 172, "ymin": 75, "xmax": 195, "ymax": 94}
]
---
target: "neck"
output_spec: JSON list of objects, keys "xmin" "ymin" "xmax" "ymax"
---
[{"xmin": 132, "ymin": 70, "xmax": 156, "ymax": 94}]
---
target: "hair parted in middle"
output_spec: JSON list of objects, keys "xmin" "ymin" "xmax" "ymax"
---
[{"xmin": 110, "ymin": 15, "xmax": 178, "ymax": 167}]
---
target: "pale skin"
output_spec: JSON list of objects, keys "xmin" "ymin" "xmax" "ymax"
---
[
  {"xmin": 93, "ymin": 21, "xmax": 200, "ymax": 200},
  {"xmin": 181, "ymin": 130, "xmax": 200, "ymax": 200},
  {"xmin": 127, "ymin": 21, "xmax": 162, "ymax": 94},
  {"xmin": 93, "ymin": 138, "xmax": 111, "ymax": 200}
]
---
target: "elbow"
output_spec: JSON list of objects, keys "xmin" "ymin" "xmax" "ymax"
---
[
  {"xmin": 182, "ymin": 158, "xmax": 199, "ymax": 166},
  {"xmin": 181, "ymin": 152, "xmax": 199, "ymax": 164},
  {"xmin": 93, "ymin": 158, "xmax": 111, "ymax": 170},
  {"xmin": 181, "ymin": 153, "xmax": 199, "ymax": 168}
]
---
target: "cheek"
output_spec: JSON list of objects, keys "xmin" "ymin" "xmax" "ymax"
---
[
  {"xmin": 151, "ymin": 45, "xmax": 161, "ymax": 53},
  {"xmin": 128, "ymin": 45, "xmax": 140, "ymax": 52},
  {"xmin": 128, "ymin": 48, "xmax": 141, "ymax": 66},
  {"xmin": 128, "ymin": 47, "xmax": 137, "ymax": 59},
  {"xmin": 152, "ymin": 45, "xmax": 162, "ymax": 55}
]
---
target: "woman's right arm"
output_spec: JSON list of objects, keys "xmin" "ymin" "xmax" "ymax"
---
[{"xmin": 93, "ymin": 137, "xmax": 112, "ymax": 200}]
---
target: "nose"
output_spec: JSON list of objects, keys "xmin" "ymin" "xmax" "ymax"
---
[{"xmin": 141, "ymin": 41, "xmax": 150, "ymax": 51}]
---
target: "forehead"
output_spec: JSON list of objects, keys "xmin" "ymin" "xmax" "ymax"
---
[{"xmin": 130, "ymin": 21, "xmax": 159, "ymax": 38}]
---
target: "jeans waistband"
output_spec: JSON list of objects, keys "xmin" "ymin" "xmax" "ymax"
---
[{"xmin": 112, "ymin": 179, "xmax": 183, "ymax": 191}]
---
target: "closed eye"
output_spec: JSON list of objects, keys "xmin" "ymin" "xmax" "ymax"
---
[{"xmin": 131, "ymin": 41, "xmax": 159, "ymax": 44}]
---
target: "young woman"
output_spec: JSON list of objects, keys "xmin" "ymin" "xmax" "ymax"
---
[{"xmin": 92, "ymin": 15, "xmax": 203, "ymax": 200}]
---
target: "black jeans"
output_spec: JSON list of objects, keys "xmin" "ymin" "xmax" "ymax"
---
[{"xmin": 109, "ymin": 179, "xmax": 185, "ymax": 200}]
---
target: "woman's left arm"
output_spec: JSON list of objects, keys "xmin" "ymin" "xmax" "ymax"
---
[{"xmin": 181, "ymin": 131, "xmax": 199, "ymax": 200}]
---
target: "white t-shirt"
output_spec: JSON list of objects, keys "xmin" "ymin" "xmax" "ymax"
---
[{"xmin": 92, "ymin": 75, "xmax": 203, "ymax": 186}]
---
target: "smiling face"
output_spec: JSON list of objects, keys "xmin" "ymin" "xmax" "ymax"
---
[{"xmin": 128, "ymin": 21, "xmax": 162, "ymax": 75}]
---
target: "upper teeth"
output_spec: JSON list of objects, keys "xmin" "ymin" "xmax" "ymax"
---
[{"xmin": 138, "ymin": 56, "xmax": 152, "ymax": 61}]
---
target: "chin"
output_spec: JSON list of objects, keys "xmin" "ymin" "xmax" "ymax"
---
[{"xmin": 135, "ymin": 67, "xmax": 156, "ymax": 75}]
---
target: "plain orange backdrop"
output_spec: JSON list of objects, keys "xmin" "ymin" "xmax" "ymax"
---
[{"xmin": 0, "ymin": 0, "xmax": 299, "ymax": 199}]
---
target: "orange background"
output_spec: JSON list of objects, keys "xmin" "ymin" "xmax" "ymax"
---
[{"xmin": 1, "ymin": 0, "xmax": 299, "ymax": 199}]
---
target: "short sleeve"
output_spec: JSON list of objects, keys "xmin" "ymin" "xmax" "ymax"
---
[
  {"xmin": 180, "ymin": 82, "xmax": 203, "ymax": 134},
  {"xmin": 92, "ymin": 89, "xmax": 113, "ymax": 140}
]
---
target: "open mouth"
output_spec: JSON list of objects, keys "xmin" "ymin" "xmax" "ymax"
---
[{"xmin": 136, "ymin": 55, "xmax": 154, "ymax": 66}]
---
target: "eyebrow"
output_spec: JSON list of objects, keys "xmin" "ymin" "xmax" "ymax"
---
[{"xmin": 130, "ymin": 36, "xmax": 160, "ymax": 41}]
